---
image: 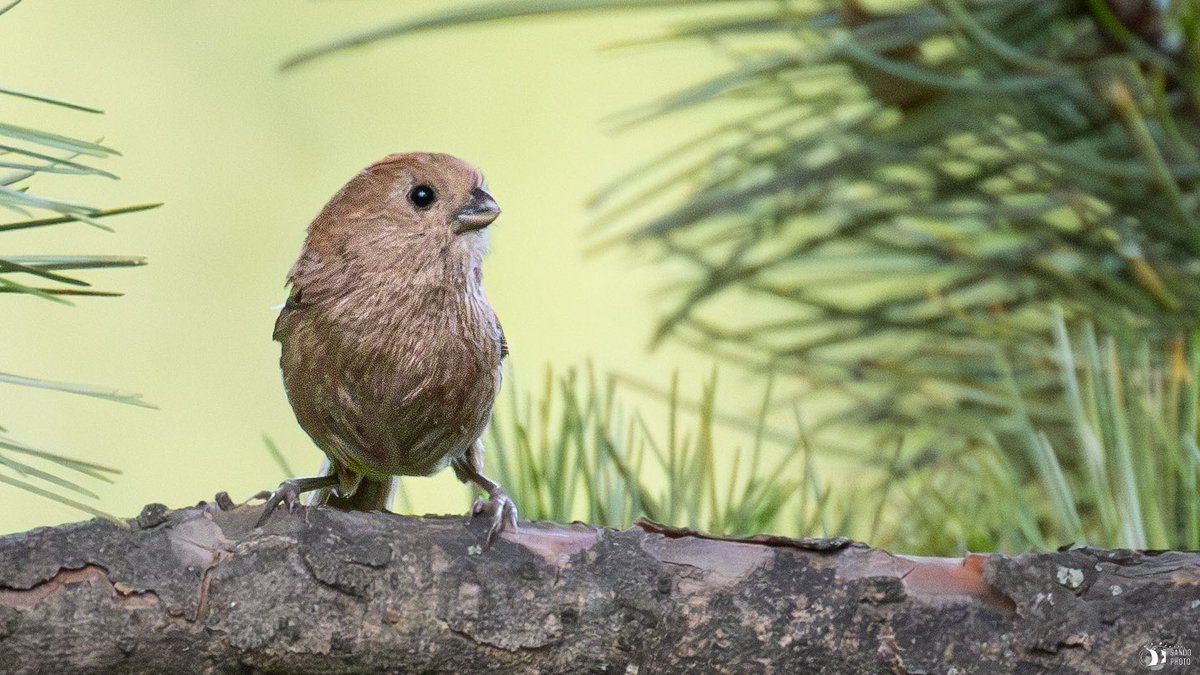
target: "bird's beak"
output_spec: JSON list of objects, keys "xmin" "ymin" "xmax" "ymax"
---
[{"xmin": 454, "ymin": 187, "xmax": 501, "ymax": 233}]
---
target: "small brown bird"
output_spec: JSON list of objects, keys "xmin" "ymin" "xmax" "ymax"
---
[{"xmin": 257, "ymin": 152, "xmax": 517, "ymax": 542}]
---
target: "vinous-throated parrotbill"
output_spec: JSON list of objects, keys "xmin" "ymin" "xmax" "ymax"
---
[{"xmin": 257, "ymin": 152, "xmax": 516, "ymax": 542}]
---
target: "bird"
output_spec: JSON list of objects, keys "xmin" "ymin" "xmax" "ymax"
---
[{"xmin": 255, "ymin": 152, "xmax": 517, "ymax": 544}]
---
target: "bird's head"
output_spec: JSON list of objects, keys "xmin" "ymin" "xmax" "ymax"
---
[{"xmin": 305, "ymin": 152, "xmax": 501, "ymax": 275}]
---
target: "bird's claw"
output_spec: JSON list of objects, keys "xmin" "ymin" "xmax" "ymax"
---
[
  {"xmin": 255, "ymin": 479, "xmax": 305, "ymax": 528},
  {"xmin": 468, "ymin": 489, "xmax": 518, "ymax": 546}
]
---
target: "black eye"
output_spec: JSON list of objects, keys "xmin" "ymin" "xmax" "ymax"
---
[{"xmin": 408, "ymin": 184, "xmax": 436, "ymax": 209}]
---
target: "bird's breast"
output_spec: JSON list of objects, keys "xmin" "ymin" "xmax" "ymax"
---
[{"xmin": 280, "ymin": 282, "xmax": 502, "ymax": 478}]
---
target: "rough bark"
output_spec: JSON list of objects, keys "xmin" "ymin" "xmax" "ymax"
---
[{"xmin": 0, "ymin": 501, "xmax": 1196, "ymax": 674}]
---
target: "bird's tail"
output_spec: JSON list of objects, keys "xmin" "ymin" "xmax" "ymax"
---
[
  {"xmin": 322, "ymin": 475, "xmax": 396, "ymax": 511},
  {"xmin": 306, "ymin": 458, "xmax": 397, "ymax": 512}
]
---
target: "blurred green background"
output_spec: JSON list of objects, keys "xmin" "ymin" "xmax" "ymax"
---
[{"xmin": 0, "ymin": 0, "xmax": 755, "ymax": 533}]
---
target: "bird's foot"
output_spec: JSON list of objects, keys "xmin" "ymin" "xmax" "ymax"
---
[
  {"xmin": 255, "ymin": 481, "xmax": 305, "ymax": 528},
  {"xmin": 468, "ymin": 488, "xmax": 519, "ymax": 546},
  {"xmin": 253, "ymin": 474, "xmax": 342, "ymax": 528}
]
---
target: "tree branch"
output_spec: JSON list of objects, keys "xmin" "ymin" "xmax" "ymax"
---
[{"xmin": 0, "ymin": 502, "xmax": 1196, "ymax": 673}]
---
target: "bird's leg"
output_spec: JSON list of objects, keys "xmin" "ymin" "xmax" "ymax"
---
[
  {"xmin": 254, "ymin": 474, "xmax": 341, "ymax": 528},
  {"xmin": 452, "ymin": 440, "xmax": 518, "ymax": 545}
]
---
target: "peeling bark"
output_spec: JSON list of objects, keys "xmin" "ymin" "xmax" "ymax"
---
[{"xmin": 0, "ymin": 502, "xmax": 1197, "ymax": 674}]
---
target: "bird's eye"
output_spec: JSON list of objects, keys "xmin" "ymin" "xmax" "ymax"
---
[{"xmin": 408, "ymin": 184, "xmax": 437, "ymax": 209}]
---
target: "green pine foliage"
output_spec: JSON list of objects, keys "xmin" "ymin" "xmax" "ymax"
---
[
  {"xmin": 0, "ymin": 0, "xmax": 157, "ymax": 522},
  {"xmin": 485, "ymin": 367, "xmax": 810, "ymax": 537},
  {"xmin": 291, "ymin": 0, "xmax": 1200, "ymax": 553}
]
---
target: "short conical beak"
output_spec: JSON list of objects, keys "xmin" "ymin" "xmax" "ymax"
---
[{"xmin": 454, "ymin": 187, "xmax": 501, "ymax": 233}]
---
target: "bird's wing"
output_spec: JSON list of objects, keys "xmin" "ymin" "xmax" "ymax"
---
[
  {"xmin": 272, "ymin": 283, "xmax": 309, "ymax": 343},
  {"xmin": 274, "ymin": 248, "xmax": 325, "ymax": 343},
  {"xmin": 496, "ymin": 316, "xmax": 509, "ymax": 361}
]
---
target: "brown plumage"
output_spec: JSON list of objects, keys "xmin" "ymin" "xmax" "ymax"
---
[{"xmin": 257, "ymin": 152, "xmax": 517, "ymax": 542}]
